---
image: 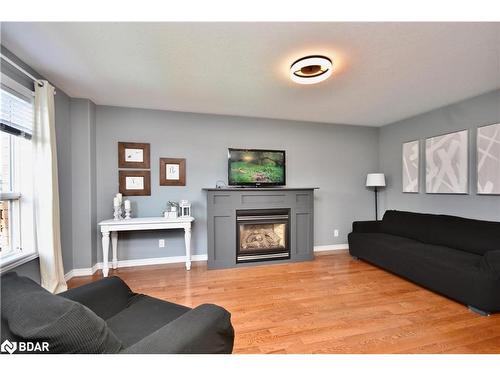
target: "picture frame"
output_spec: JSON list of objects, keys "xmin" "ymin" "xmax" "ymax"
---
[
  {"xmin": 119, "ymin": 170, "xmax": 151, "ymax": 196},
  {"xmin": 477, "ymin": 123, "xmax": 500, "ymax": 195},
  {"xmin": 402, "ymin": 140, "xmax": 419, "ymax": 193},
  {"xmin": 160, "ymin": 158, "xmax": 186, "ymax": 186},
  {"xmin": 118, "ymin": 142, "xmax": 150, "ymax": 169},
  {"xmin": 425, "ymin": 129, "xmax": 468, "ymax": 194}
]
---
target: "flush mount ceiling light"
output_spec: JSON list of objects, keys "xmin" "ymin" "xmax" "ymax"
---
[{"xmin": 290, "ymin": 55, "xmax": 333, "ymax": 85}]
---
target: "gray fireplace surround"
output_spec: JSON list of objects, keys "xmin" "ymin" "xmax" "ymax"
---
[{"xmin": 203, "ymin": 188, "xmax": 317, "ymax": 269}]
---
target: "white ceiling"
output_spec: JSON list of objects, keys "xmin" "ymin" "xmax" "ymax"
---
[{"xmin": 1, "ymin": 22, "xmax": 499, "ymax": 126}]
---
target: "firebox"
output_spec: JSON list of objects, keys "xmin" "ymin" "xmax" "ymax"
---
[{"xmin": 236, "ymin": 208, "xmax": 290, "ymax": 263}]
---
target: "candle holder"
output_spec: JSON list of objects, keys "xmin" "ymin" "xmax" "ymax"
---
[
  {"xmin": 124, "ymin": 207, "xmax": 131, "ymax": 220},
  {"xmin": 113, "ymin": 205, "xmax": 123, "ymax": 220}
]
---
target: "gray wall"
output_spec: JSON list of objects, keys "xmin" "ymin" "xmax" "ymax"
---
[
  {"xmin": 96, "ymin": 106, "xmax": 379, "ymax": 262},
  {"xmin": 379, "ymin": 89, "xmax": 500, "ymax": 221},
  {"xmin": 55, "ymin": 90, "xmax": 73, "ymax": 273},
  {"xmin": 70, "ymin": 99, "xmax": 97, "ymax": 269}
]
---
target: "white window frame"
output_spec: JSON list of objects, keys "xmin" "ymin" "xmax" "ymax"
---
[{"xmin": 0, "ymin": 73, "xmax": 37, "ymax": 272}]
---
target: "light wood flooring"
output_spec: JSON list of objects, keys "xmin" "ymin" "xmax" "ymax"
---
[{"xmin": 67, "ymin": 250, "xmax": 500, "ymax": 354}]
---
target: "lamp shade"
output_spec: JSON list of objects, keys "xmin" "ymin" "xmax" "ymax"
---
[{"xmin": 366, "ymin": 173, "xmax": 386, "ymax": 187}]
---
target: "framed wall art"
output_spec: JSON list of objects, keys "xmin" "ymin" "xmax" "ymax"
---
[
  {"xmin": 160, "ymin": 158, "xmax": 186, "ymax": 186},
  {"xmin": 402, "ymin": 140, "xmax": 419, "ymax": 193},
  {"xmin": 119, "ymin": 170, "xmax": 151, "ymax": 196},
  {"xmin": 425, "ymin": 129, "xmax": 468, "ymax": 194},
  {"xmin": 477, "ymin": 123, "xmax": 500, "ymax": 195},
  {"xmin": 118, "ymin": 142, "xmax": 150, "ymax": 169}
]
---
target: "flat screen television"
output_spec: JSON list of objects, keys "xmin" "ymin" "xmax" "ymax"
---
[{"xmin": 228, "ymin": 148, "xmax": 286, "ymax": 186}]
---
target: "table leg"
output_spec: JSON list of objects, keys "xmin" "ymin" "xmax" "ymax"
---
[
  {"xmin": 184, "ymin": 226, "xmax": 191, "ymax": 271},
  {"xmin": 111, "ymin": 231, "xmax": 118, "ymax": 269},
  {"xmin": 102, "ymin": 231, "xmax": 110, "ymax": 277}
]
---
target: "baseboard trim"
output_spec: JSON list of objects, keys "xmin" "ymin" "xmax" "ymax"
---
[
  {"xmin": 65, "ymin": 254, "xmax": 208, "ymax": 281},
  {"xmin": 314, "ymin": 244, "xmax": 349, "ymax": 252},
  {"xmin": 110, "ymin": 254, "xmax": 208, "ymax": 268},
  {"xmin": 64, "ymin": 267, "xmax": 94, "ymax": 281},
  {"xmin": 64, "ymin": 246, "xmax": 348, "ymax": 281},
  {"xmin": 91, "ymin": 263, "xmax": 100, "ymax": 275}
]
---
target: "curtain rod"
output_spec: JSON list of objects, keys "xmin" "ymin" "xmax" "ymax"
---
[{"xmin": 0, "ymin": 53, "xmax": 45, "ymax": 87}]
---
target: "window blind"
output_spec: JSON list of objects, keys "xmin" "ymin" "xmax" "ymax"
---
[{"xmin": 0, "ymin": 86, "xmax": 33, "ymax": 139}]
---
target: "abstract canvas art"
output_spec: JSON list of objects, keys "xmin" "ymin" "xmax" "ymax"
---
[
  {"xmin": 426, "ymin": 130, "xmax": 468, "ymax": 194},
  {"xmin": 477, "ymin": 123, "xmax": 500, "ymax": 194},
  {"xmin": 402, "ymin": 140, "xmax": 419, "ymax": 192}
]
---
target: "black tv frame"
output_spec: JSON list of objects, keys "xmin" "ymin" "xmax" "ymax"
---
[{"xmin": 227, "ymin": 148, "xmax": 286, "ymax": 187}]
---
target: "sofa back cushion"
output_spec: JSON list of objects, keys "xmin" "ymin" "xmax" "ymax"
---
[
  {"xmin": 380, "ymin": 210, "xmax": 432, "ymax": 243},
  {"xmin": 428, "ymin": 214, "xmax": 500, "ymax": 256},
  {"xmin": 381, "ymin": 210, "xmax": 500, "ymax": 256},
  {"xmin": 1, "ymin": 272, "xmax": 123, "ymax": 353}
]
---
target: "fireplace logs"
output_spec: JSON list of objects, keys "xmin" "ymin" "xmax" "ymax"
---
[{"xmin": 236, "ymin": 209, "xmax": 290, "ymax": 263}]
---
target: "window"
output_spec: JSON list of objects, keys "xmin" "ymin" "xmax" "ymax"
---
[{"xmin": 0, "ymin": 75, "xmax": 36, "ymax": 270}]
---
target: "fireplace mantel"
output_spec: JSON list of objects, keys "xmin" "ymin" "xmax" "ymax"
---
[{"xmin": 204, "ymin": 187, "xmax": 316, "ymax": 269}]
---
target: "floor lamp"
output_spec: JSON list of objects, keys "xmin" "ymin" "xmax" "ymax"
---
[{"xmin": 366, "ymin": 173, "xmax": 386, "ymax": 221}]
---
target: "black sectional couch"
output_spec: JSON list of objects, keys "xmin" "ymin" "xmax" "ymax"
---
[
  {"xmin": 1, "ymin": 273, "xmax": 234, "ymax": 353},
  {"xmin": 348, "ymin": 210, "xmax": 500, "ymax": 315}
]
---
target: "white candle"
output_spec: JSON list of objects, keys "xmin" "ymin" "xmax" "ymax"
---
[
  {"xmin": 124, "ymin": 199, "xmax": 131, "ymax": 210},
  {"xmin": 116, "ymin": 193, "xmax": 123, "ymax": 204},
  {"xmin": 113, "ymin": 197, "xmax": 119, "ymax": 207}
]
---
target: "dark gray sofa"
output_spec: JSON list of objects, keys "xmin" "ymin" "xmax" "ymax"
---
[
  {"xmin": 1, "ymin": 273, "xmax": 234, "ymax": 354},
  {"xmin": 348, "ymin": 210, "xmax": 500, "ymax": 315}
]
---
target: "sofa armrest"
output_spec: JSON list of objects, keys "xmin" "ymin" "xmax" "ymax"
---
[
  {"xmin": 59, "ymin": 276, "xmax": 136, "ymax": 320},
  {"xmin": 121, "ymin": 304, "xmax": 234, "ymax": 354},
  {"xmin": 479, "ymin": 250, "xmax": 500, "ymax": 278},
  {"xmin": 352, "ymin": 220, "xmax": 382, "ymax": 233}
]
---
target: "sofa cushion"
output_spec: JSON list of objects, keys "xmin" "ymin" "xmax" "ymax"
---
[
  {"xmin": 59, "ymin": 276, "xmax": 137, "ymax": 320},
  {"xmin": 350, "ymin": 232, "xmax": 481, "ymax": 270},
  {"xmin": 350, "ymin": 233, "xmax": 481, "ymax": 273},
  {"xmin": 106, "ymin": 294, "xmax": 190, "ymax": 348},
  {"xmin": 380, "ymin": 210, "xmax": 433, "ymax": 243},
  {"xmin": 428, "ymin": 214, "xmax": 500, "ymax": 256},
  {"xmin": 400, "ymin": 240, "xmax": 481, "ymax": 274},
  {"xmin": 479, "ymin": 250, "xmax": 500, "ymax": 278},
  {"xmin": 1, "ymin": 273, "xmax": 123, "ymax": 353}
]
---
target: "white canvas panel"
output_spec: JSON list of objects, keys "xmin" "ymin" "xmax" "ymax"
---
[
  {"xmin": 426, "ymin": 130, "xmax": 468, "ymax": 194},
  {"xmin": 402, "ymin": 140, "xmax": 419, "ymax": 193},
  {"xmin": 477, "ymin": 123, "xmax": 500, "ymax": 194}
]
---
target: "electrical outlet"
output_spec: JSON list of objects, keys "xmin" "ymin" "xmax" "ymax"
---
[
  {"xmin": 334, "ymin": 229, "xmax": 339, "ymax": 237},
  {"xmin": 159, "ymin": 239, "xmax": 165, "ymax": 248}
]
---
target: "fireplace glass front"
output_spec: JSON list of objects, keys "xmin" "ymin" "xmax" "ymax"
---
[{"xmin": 236, "ymin": 209, "xmax": 290, "ymax": 263}]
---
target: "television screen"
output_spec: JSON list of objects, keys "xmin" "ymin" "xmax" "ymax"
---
[{"xmin": 228, "ymin": 148, "xmax": 286, "ymax": 186}]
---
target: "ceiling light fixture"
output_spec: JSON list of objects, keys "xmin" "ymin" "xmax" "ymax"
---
[{"xmin": 290, "ymin": 55, "xmax": 333, "ymax": 85}]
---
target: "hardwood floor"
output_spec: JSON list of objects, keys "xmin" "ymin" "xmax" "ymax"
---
[{"xmin": 67, "ymin": 250, "xmax": 500, "ymax": 354}]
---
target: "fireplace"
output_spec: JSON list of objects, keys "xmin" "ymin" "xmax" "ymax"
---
[{"xmin": 236, "ymin": 208, "xmax": 290, "ymax": 263}]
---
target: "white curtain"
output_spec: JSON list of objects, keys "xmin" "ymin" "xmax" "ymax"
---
[{"xmin": 33, "ymin": 81, "xmax": 67, "ymax": 293}]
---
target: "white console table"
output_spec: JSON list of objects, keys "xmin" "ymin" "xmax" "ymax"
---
[{"xmin": 98, "ymin": 216, "xmax": 194, "ymax": 277}]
